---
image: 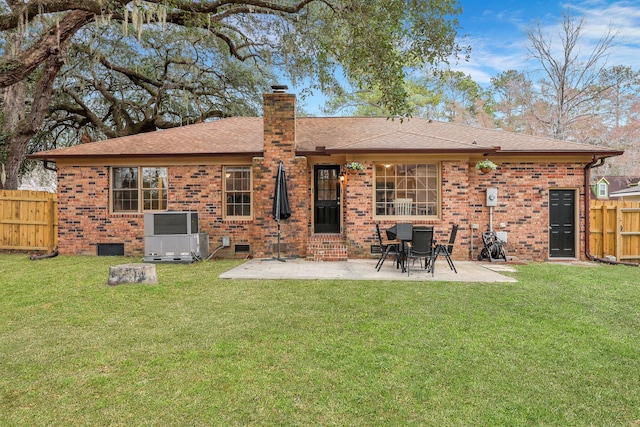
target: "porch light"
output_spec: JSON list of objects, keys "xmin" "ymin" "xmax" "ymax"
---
[{"xmin": 539, "ymin": 188, "xmax": 547, "ymax": 196}]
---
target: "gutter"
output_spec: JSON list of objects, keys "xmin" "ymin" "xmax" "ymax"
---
[
  {"xmin": 295, "ymin": 147, "xmax": 496, "ymax": 156},
  {"xmin": 584, "ymin": 156, "xmax": 639, "ymax": 266}
]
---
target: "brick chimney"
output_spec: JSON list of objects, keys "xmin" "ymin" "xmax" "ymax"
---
[
  {"xmin": 252, "ymin": 85, "xmax": 308, "ymax": 259},
  {"xmin": 263, "ymin": 85, "xmax": 296, "ymax": 161}
]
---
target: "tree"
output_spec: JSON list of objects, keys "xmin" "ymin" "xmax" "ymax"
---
[
  {"xmin": 0, "ymin": 0, "xmax": 467, "ymax": 189},
  {"xmin": 321, "ymin": 78, "xmax": 442, "ymax": 118},
  {"xmin": 40, "ymin": 24, "xmax": 272, "ymax": 148},
  {"xmin": 426, "ymin": 70, "xmax": 494, "ymax": 126},
  {"xmin": 589, "ymin": 65, "xmax": 640, "ymax": 174},
  {"xmin": 490, "ymin": 70, "xmax": 537, "ymax": 133},
  {"xmin": 526, "ymin": 13, "xmax": 616, "ymax": 140}
]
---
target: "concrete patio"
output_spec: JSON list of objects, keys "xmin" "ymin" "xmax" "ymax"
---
[{"xmin": 219, "ymin": 258, "xmax": 518, "ymax": 282}]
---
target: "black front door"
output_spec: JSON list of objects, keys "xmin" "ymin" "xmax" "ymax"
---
[
  {"xmin": 549, "ymin": 189, "xmax": 576, "ymax": 258},
  {"xmin": 314, "ymin": 165, "xmax": 341, "ymax": 233}
]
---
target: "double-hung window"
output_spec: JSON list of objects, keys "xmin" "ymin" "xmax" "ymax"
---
[
  {"xmin": 374, "ymin": 163, "xmax": 439, "ymax": 217},
  {"xmin": 224, "ymin": 166, "xmax": 252, "ymax": 218},
  {"xmin": 111, "ymin": 167, "xmax": 168, "ymax": 213}
]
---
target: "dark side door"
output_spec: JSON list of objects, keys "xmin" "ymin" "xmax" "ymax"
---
[
  {"xmin": 314, "ymin": 165, "xmax": 341, "ymax": 233},
  {"xmin": 549, "ymin": 189, "xmax": 576, "ymax": 258}
]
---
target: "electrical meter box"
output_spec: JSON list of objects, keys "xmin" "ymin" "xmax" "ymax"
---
[{"xmin": 486, "ymin": 187, "xmax": 498, "ymax": 207}]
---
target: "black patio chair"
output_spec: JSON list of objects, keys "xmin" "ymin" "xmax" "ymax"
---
[
  {"xmin": 395, "ymin": 223, "xmax": 414, "ymax": 272},
  {"xmin": 406, "ymin": 226, "xmax": 435, "ymax": 277},
  {"xmin": 434, "ymin": 224, "xmax": 459, "ymax": 273},
  {"xmin": 375, "ymin": 223, "xmax": 400, "ymax": 271}
]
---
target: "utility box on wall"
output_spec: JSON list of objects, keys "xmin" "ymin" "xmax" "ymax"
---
[{"xmin": 486, "ymin": 187, "xmax": 498, "ymax": 207}]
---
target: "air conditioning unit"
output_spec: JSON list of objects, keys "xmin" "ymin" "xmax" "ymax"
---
[
  {"xmin": 143, "ymin": 212, "xmax": 209, "ymax": 263},
  {"xmin": 144, "ymin": 211, "xmax": 199, "ymax": 236}
]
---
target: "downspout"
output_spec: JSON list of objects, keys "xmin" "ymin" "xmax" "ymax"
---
[{"xmin": 584, "ymin": 156, "xmax": 639, "ymax": 266}]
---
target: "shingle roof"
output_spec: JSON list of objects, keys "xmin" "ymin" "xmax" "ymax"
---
[
  {"xmin": 610, "ymin": 186, "xmax": 640, "ymax": 197},
  {"xmin": 593, "ymin": 176, "xmax": 640, "ymax": 193},
  {"xmin": 29, "ymin": 116, "xmax": 623, "ymax": 160}
]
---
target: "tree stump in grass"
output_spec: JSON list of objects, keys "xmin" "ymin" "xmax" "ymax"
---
[{"xmin": 108, "ymin": 263, "xmax": 157, "ymax": 286}]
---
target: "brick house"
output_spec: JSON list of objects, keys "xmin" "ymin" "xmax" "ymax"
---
[{"xmin": 29, "ymin": 87, "xmax": 623, "ymax": 262}]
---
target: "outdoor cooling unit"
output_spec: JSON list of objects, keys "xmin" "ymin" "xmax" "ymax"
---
[{"xmin": 143, "ymin": 212, "xmax": 209, "ymax": 263}]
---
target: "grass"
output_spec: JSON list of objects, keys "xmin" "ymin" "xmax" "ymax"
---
[{"xmin": 1, "ymin": 254, "xmax": 639, "ymax": 426}]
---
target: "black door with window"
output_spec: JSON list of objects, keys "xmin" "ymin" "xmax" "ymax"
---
[
  {"xmin": 549, "ymin": 189, "xmax": 576, "ymax": 258},
  {"xmin": 314, "ymin": 166, "xmax": 341, "ymax": 233}
]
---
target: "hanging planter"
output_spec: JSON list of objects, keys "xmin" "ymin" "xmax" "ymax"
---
[
  {"xmin": 345, "ymin": 162, "xmax": 364, "ymax": 175},
  {"xmin": 476, "ymin": 159, "xmax": 497, "ymax": 174}
]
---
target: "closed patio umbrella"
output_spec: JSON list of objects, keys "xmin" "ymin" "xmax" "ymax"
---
[
  {"xmin": 271, "ymin": 162, "xmax": 291, "ymax": 261},
  {"xmin": 272, "ymin": 162, "xmax": 291, "ymax": 221}
]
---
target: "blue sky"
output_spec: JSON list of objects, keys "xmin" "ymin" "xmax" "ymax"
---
[
  {"xmin": 296, "ymin": 0, "xmax": 640, "ymax": 115},
  {"xmin": 456, "ymin": 0, "xmax": 640, "ymax": 85}
]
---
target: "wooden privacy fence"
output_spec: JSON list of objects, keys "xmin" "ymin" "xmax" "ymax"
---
[
  {"xmin": 0, "ymin": 190, "xmax": 58, "ymax": 252},
  {"xmin": 590, "ymin": 200, "xmax": 640, "ymax": 262}
]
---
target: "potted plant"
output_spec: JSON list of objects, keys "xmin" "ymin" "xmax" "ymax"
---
[
  {"xmin": 345, "ymin": 162, "xmax": 364, "ymax": 174},
  {"xmin": 476, "ymin": 159, "xmax": 497, "ymax": 174}
]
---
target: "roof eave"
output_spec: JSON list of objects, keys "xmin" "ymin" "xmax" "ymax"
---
[
  {"xmin": 27, "ymin": 151, "xmax": 264, "ymax": 162},
  {"xmin": 297, "ymin": 147, "xmax": 498, "ymax": 156},
  {"xmin": 491, "ymin": 149, "xmax": 624, "ymax": 158}
]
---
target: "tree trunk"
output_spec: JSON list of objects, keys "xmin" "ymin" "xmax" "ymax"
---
[
  {"xmin": 0, "ymin": 10, "xmax": 94, "ymax": 89},
  {"xmin": 1, "ymin": 11, "xmax": 92, "ymax": 189},
  {"xmin": 2, "ymin": 31, "xmax": 26, "ymax": 189},
  {"xmin": 4, "ymin": 31, "xmax": 76, "ymax": 190}
]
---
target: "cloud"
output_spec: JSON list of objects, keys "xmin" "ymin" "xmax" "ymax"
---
[{"xmin": 454, "ymin": 0, "xmax": 640, "ymax": 86}]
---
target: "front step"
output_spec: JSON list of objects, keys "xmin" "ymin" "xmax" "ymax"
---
[{"xmin": 306, "ymin": 234, "xmax": 348, "ymax": 261}]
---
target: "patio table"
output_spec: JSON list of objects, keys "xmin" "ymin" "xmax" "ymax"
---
[{"xmin": 387, "ymin": 224, "xmax": 438, "ymax": 273}]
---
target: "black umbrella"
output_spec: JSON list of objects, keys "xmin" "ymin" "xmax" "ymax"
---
[
  {"xmin": 272, "ymin": 162, "xmax": 291, "ymax": 221},
  {"xmin": 270, "ymin": 162, "xmax": 291, "ymax": 261}
]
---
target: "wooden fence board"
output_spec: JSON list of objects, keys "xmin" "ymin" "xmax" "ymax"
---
[
  {"xmin": 0, "ymin": 190, "xmax": 58, "ymax": 252},
  {"xmin": 590, "ymin": 200, "xmax": 640, "ymax": 261}
]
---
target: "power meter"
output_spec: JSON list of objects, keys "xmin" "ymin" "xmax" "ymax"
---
[{"xmin": 486, "ymin": 187, "xmax": 498, "ymax": 207}]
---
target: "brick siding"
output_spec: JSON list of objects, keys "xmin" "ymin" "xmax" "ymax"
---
[{"xmin": 56, "ymin": 159, "xmax": 586, "ymax": 261}]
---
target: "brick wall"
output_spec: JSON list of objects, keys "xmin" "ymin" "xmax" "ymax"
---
[
  {"xmin": 341, "ymin": 159, "xmax": 586, "ymax": 262},
  {"xmin": 57, "ymin": 164, "xmax": 255, "ymax": 255},
  {"xmin": 56, "ymin": 158, "xmax": 587, "ymax": 261},
  {"xmin": 56, "ymin": 159, "xmax": 587, "ymax": 261}
]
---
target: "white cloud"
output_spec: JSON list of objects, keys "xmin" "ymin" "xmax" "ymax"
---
[{"xmin": 454, "ymin": 0, "xmax": 640, "ymax": 86}]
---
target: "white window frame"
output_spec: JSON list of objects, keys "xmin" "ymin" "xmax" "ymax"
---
[
  {"xmin": 223, "ymin": 166, "xmax": 253, "ymax": 219},
  {"xmin": 373, "ymin": 162, "xmax": 440, "ymax": 218}
]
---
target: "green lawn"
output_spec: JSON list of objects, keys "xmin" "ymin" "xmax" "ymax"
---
[{"xmin": 1, "ymin": 254, "xmax": 639, "ymax": 426}]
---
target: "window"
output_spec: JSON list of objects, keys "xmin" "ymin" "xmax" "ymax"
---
[
  {"xmin": 375, "ymin": 163, "xmax": 439, "ymax": 217},
  {"xmin": 224, "ymin": 166, "xmax": 252, "ymax": 217},
  {"xmin": 598, "ymin": 182, "xmax": 608, "ymax": 198},
  {"xmin": 112, "ymin": 167, "xmax": 167, "ymax": 213}
]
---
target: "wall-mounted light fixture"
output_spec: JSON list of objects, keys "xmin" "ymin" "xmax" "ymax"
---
[
  {"xmin": 339, "ymin": 171, "xmax": 345, "ymax": 183},
  {"xmin": 539, "ymin": 188, "xmax": 547, "ymax": 196}
]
